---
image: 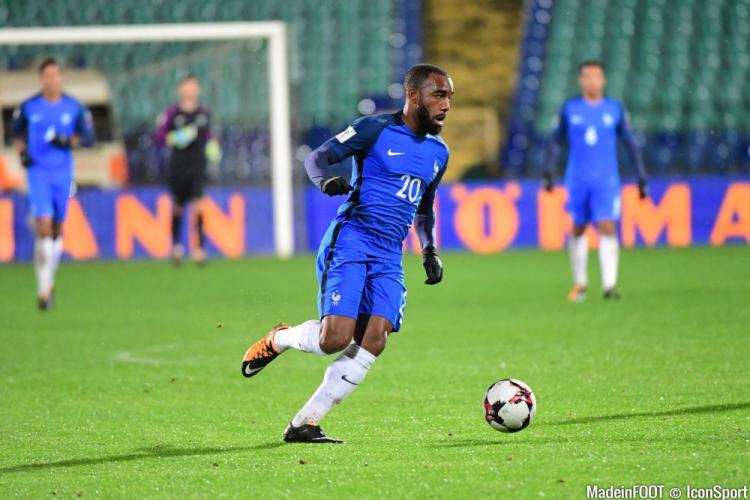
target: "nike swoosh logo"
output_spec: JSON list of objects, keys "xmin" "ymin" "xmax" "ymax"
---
[
  {"xmin": 341, "ymin": 374, "xmax": 359, "ymax": 386},
  {"xmin": 244, "ymin": 364, "xmax": 261, "ymax": 376},
  {"xmin": 387, "ymin": 149, "xmax": 405, "ymax": 156}
]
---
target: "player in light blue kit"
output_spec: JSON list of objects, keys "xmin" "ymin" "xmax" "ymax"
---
[
  {"xmin": 240, "ymin": 64, "xmax": 453, "ymax": 443},
  {"xmin": 543, "ymin": 61, "xmax": 648, "ymax": 303},
  {"xmin": 12, "ymin": 58, "xmax": 94, "ymax": 310}
]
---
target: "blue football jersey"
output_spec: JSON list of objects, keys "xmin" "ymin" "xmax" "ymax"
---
[
  {"xmin": 552, "ymin": 97, "xmax": 634, "ymax": 183},
  {"xmin": 12, "ymin": 93, "xmax": 94, "ymax": 175},
  {"xmin": 323, "ymin": 112, "xmax": 449, "ymax": 256}
]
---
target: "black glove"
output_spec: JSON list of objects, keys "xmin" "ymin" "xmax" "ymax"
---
[
  {"xmin": 320, "ymin": 177, "xmax": 353, "ymax": 196},
  {"xmin": 422, "ymin": 246, "xmax": 443, "ymax": 285},
  {"xmin": 49, "ymin": 133, "xmax": 73, "ymax": 149},
  {"xmin": 542, "ymin": 170, "xmax": 554, "ymax": 192},
  {"xmin": 638, "ymin": 178, "xmax": 649, "ymax": 200},
  {"xmin": 19, "ymin": 149, "xmax": 33, "ymax": 168}
]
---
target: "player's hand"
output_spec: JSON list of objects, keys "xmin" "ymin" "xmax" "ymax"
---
[
  {"xmin": 422, "ymin": 246, "xmax": 443, "ymax": 285},
  {"xmin": 49, "ymin": 133, "xmax": 73, "ymax": 149},
  {"xmin": 19, "ymin": 149, "xmax": 33, "ymax": 168},
  {"xmin": 542, "ymin": 171, "xmax": 554, "ymax": 192},
  {"xmin": 320, "ymin": 177, "xmax": 353, "ymax": 196},
  {"xmin": 167, "ymin": 125, "xmax": 198, "ymax": 149},
  {"xmin": 638, "ymin": 179, "xmax": 649, "ymax": 200},
  {"xmin": 205, "ymin": 139, "xmax": 222, "ymax": 163}
]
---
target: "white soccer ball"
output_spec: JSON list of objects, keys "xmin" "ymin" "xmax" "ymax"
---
[{"xmin": 483, "ymin": 378, "xmax": 536, "ymax": 433}]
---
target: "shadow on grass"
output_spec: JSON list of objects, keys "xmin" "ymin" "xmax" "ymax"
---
[
  {"xmin": 0, "ymin": 442, "xmax": 285, "ymax": 473},
  {"xmin": 432, "ymin": 402, "xmax": 750, "ymax": 449},
  {"xmin": 546, "ymin": 401, "xmax": 750, "ymax": 426}
]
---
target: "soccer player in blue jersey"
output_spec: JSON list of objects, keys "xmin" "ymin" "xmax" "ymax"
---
[
  {"xmin": 12, "ymin": 59, "xmax": 94, "ymax": 310},
  {"xmin": 241, "ymin": 64, "xmax": 452, "ymax": 443},
  {"xmin": 543, "ymin": 61, "xmax": 648, "ymax": 303}
]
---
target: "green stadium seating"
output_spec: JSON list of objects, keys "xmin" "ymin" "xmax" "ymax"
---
[
  {"xmin": 0, "ymin": 0, "xmax": 394, "ymax": 130},
  {"xmin": 535, "ymin": 0, "xmax": 750, "ymax": 135}
]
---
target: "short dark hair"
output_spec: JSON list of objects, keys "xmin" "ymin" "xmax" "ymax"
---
[
  {"xmin": 579, "ymin": 60, "xmax": 606, "ymax": 74},
  {"xmin": 403, "ymin": 63, "xmax": 448, "ymax": 90},
  {"xmin": 180, "ymin": 73, "xmax": 198, "ymax": 84},
  {"xmin": 38, "ymin": 58, "xmax": 59, "ymax": 74}
]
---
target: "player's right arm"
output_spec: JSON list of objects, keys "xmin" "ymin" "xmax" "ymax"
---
[
  {"xmin": 154, "ymin": 105, "xmax": 195, "ymax": 149},
  {"xmin": 304, "ymin": 116, "xmax": 385, "ymax": 196},
  {"xmin": 10, "ymin": 102, "xmax": 32, "ymax": 168},
  {"xmin": 542, "ymin": 104, "xmax": 568, "ymax": 191}
]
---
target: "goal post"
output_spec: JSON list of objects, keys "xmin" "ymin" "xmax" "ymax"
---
[{"xmin": 0, "ymin": 22, "xmax": 294, "ymax": 258}]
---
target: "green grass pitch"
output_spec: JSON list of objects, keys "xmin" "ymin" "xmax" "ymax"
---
[{"xmin": 1, "ymin": 246, "xmax": 748, "ymax": 498}]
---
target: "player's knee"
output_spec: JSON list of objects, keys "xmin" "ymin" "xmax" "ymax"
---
[
  {"xmin": 597, "ymin": 221, "xmax": 616, "ymax": 236},
  {"xmin": 36, "ymin": 218, "xmax": 53, "ymax": 238},
  {"xmin": 319, "ymin": 322, "xmax": 354, "ymax": 354}
]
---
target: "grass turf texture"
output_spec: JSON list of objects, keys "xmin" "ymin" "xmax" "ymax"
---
[{"xmin": 0, "ymin": 246, "xmax": 748, "ymax": 498}]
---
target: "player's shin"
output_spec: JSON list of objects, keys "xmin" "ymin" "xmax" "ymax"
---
[
  {"xmin": 599, "ymin": 234, "xmax": 619, "ymax": 290},
  {"xmin": 34, "ymin": 237, "xmax": 55, "ymax": 298},
  {"xmin": 568, "ymin": 234, "xmax": 588, "ymax": 287},
  {"xmin": 196, "ymin": 213, "xmax": 205, "ymax": 249},
  {"xmin": 51, "ymin": 237, "xmax": 63, "ymax": 281},
  {"xmin": 291, "ymin": 344, "xmax": 376, "ymax": 427},
  {"xmin": 171, "ymin": 212, "xmax": 182, "ymax": 245},
  {"xmin": 274, "ymin": 320, "xmax": 325, "ymax": 355}
]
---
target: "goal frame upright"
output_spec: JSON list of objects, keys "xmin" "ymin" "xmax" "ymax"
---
[{"xmin": 0, "ymin": 22, "xmax": 295, "ymax": 258}]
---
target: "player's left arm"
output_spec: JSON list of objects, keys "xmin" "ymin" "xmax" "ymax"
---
[
  {"xmin": 415, "ymin": 161, "xmax": 447, "ymax": 285},
  {"xmin": 72, "ymin": 103, "xmax": 95, "ymax": 148},
  {"xmin": 202, "ymin": 109, "xmax": 222, "ymax": 164},
  {"xmin": 616, "ymin": 104, "xmax": 649, "ymax": 199}
]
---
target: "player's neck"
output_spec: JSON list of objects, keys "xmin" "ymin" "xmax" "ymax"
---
[
  {"xmin": 42, "ymin": 90, "xmax": 62, "ymax": 102},
  {"xmin": 401, "ymin": 107, "xmax": 424, "ymax": 136},
  {"xmin": 582, "ymin": 93, "xmax": 604, "ymax": 104},
  {"xmin": 180, "ymin": 99, "xmax": 199, "ymax": 112}
]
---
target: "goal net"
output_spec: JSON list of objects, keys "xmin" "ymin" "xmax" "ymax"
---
[{"xmin": 0, "ymin": 23, "xmax": 294, "ymax": 257}]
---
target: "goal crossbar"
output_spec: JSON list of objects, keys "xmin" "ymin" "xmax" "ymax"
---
[{"xmin": 0, "ymin": 22, "xmax": 294, "ymax": 258}]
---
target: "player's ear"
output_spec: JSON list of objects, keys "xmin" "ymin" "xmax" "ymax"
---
[{"xmin": 407, "ymin": 87, "xmax": 420, "ymax": 105}]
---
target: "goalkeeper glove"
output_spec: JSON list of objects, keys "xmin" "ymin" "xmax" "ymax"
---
[
  {"xmin": 422, "ymin": 246, "xmax": 443, "ymax": 285},
  {"xmin": 205, "ymin": 139, "xmax": 222, "ymax": 164},
  {"xmin": 638, "ymin": 178, "xmax": 649, "ymax": 200},
  {"xmin": 320, "ymin": 177, "xmax": 353, "ymax": 196},
  {"xmin": 166, "ymin": 125, "xmax": 198, "ymax": 149},
  {"xmin": 542, "ymin": 170, "xmax": 554, "ymax": 192}
]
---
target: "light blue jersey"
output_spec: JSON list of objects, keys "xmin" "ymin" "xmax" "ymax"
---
[
  {"xmin": 552, "ymin": 97, "xmax": 631, "ymax": 183},
  {"xmin": 12, "ymin": 93, "xmax": 94, "ymax": 222},
  {"xmin": 12, "ymin": 93, "xmax": 94, "ymax": 176},
  {"xmin": 548, "ymin": 97, "xmax": 644, "ymax": 224}
]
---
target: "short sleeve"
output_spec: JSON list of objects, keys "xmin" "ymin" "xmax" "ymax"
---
[{"xmin": 324, "ymin": 115, "xmax": 389, "ymax": 162}]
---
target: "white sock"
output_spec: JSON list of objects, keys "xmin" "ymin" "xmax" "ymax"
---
[
  {"xmin": 50, "ymin": 237, "xmax": 63, "ymax": 285},
  {"xmin": 274, "ymin": 320, "xmax": 325, "ymax": 355},
  {"xmin": 569, "ymin": 234, "xmax": 588, "ymax": 287},
  {"xmin": 599, "ymin": 234, "xmax": 619, "ymax": 290},
  {"xmin": 34, "ymin": 237, "xmax": 55, "ymax": 297},
  {"xmin": 291, "ymin": 344, "xmax": 376, "ymax": 427}
]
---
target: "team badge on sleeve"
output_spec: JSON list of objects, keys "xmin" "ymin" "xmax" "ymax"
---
[{"xmin": 335, "ymin": 126, "xmax": 356, "ymax": 143}]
